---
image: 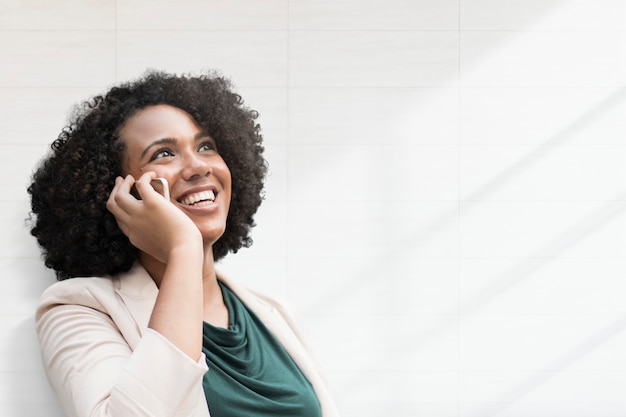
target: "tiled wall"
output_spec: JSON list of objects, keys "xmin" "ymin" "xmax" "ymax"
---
[{"xmin": 1, "ymin": 1, "xmax": 625, "ymax": 416}]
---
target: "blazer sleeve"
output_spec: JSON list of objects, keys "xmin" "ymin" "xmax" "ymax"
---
[{"xmin": 36, "ymin": 301, "xmax": 209, "ymax": 417}]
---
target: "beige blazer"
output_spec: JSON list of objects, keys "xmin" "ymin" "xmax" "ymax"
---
[{"xmin": 36, "ymin": 263, "xmax": 340, "ymax": 417}]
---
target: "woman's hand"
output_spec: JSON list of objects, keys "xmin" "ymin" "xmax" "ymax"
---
[{"xmin": 106, "ymin": 172, "xmax": 201, "ymax": 263}]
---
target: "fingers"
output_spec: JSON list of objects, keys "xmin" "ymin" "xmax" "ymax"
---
[
  {"xmin": 108, "ymin": 172, "xmax": 158, "ymax": 207},
  {"xmin": 132, "ymin": 172, "xmax": 160, "ymax": 202},
  {"xmin": 107, "ymin": 175, "xmax": 133, "ymax": 208},
  {"xmin": 107, "ymin": 172, "xmax": 166, "ymax": 227},
  {"xmin": 106, "ymin": 176, "xmax": 135, "ymax": 231}
]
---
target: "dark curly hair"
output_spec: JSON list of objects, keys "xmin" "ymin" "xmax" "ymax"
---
[{"xmin": 28, "ymin": 70, "xmax": 267, "ymax": 280}]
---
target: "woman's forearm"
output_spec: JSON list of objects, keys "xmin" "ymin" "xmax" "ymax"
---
[{"xmin": 148, "ymin": 240, "xmax": 204, "ymax": 361}]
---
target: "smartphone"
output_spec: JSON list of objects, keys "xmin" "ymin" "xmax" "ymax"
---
[{"xmin": 131, "ymin": 178, "xmax": 170, "ymax": 201}]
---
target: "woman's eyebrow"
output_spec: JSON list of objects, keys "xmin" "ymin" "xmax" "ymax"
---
[
  {"xmin": 194, "ymin": 132, "xmax": 212, "ymax": 141},
  {"xmin": 140, "ymin": 137, "xmax": 177, "ymax": 159}
]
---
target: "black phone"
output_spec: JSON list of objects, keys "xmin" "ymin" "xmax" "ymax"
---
[{"xmin": 130, "ymin": 178, "xmax": 170, "ymax": 201}]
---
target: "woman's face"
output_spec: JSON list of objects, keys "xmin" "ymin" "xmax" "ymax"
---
[{"xmin": 119, "ymin": 104, "xmax": 232, "ymax": 245}]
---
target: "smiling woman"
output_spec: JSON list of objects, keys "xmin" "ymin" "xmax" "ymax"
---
[{"xmin": 27, "ymin": 71, "xmax": 340, "ymax": 417}]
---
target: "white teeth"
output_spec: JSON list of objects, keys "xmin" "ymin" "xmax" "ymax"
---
[{"xmin": 180, "ymin": 190, "xmax": 215, "ymax": 205}]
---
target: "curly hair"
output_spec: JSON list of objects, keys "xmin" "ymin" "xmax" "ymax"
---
[{"xmin": 28, "ymin": 70, "xmax": 267, "ymax": 280}]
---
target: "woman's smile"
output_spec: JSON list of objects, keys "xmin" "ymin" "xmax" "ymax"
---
[
  {"xmin": 175, "ymin": 184, "xmax": 220, "ymax": 213},
  {"xmin": 179, "ymin": 190, "xmax": 216, "ymax": 206}
]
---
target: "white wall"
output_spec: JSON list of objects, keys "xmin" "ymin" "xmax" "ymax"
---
[{"xmin": 1, "ymin": 1, "xmax": 625, "ymax": 416}]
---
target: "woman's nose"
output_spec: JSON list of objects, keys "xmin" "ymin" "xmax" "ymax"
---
[{"xmin": 181, "ymin": 153, "xmax": 212, "ymax": 180}]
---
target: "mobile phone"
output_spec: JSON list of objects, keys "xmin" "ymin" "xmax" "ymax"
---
[{"xmin": 131, "ymin": 178, "xmax": 170, "ymax": 201}]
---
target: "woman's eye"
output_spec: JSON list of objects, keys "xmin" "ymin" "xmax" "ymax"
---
[
  {"xmin": 150, "ymin": 149, "xmax": 174, "ymax": 160},
  {"xmin": 198, "ymin": 142, "xmax": 216, "ymax": 152}
]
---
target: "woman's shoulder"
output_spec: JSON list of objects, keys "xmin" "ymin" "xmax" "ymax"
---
[
  {"xmin": 35, "ymin": 263, "xmax": 158, "ymax": 351},
  {"xmin": 35, "ymin": 262, "xmax": 155, "ymax": 319},
  {"xmin": 217, "ymin": 272, "xmax": 307, "ymax": 340},
  {"xmin": 36, "ymin": 275, "xmax": 118, "ymax": 318}
]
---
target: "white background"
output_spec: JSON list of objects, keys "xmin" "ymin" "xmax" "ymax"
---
[{"xmin": 1, "ymin": 1, "xmax": 626, "ymax": 416}]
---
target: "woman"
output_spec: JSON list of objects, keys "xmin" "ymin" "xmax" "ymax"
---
[{"xmin": 28, "ymin": 71, "xmax": 339, "ymax": 417}]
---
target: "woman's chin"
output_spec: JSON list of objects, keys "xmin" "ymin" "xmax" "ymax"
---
[{"xmin": 199, "ymin": 227, "xmax": 226, "ymax": 247}]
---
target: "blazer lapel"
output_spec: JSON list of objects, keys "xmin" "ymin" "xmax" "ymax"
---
[{"xmin": 113, "ymin": 262, "xmax": 159, "ymax": 348}]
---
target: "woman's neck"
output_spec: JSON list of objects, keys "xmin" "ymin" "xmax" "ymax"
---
[{"xmin": 139, "ymin": 242, "xmax": 215, "ymax": 280}]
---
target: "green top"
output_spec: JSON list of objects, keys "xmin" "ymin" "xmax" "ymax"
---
[{"xmin": 201, "ymin": 282, "xmax": 321, "ymax": 417}]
